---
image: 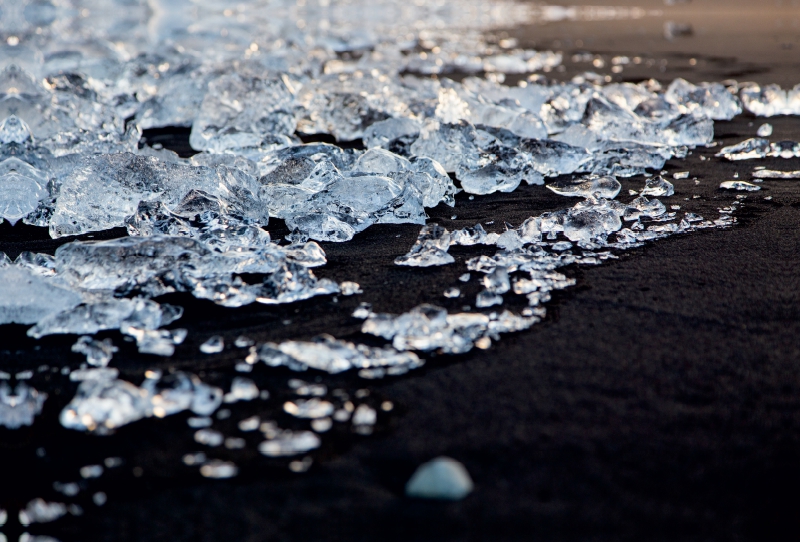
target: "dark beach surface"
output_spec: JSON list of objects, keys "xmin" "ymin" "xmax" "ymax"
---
[{"xmin": 2, "ymin": 1, "xmax": 800, "ymax": 541}]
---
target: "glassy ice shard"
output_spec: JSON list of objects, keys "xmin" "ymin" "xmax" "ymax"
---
[
  {"xmin": 767, "ymin": 141, "xmax": 800, "ymax": 159},
  {"xmin": 395, "ymin": 224, "xmax": 454, "ymax": 267},
  {"xmin": 0, "ymin": 383, "xmax": 46, "ymax": 429},
  {"xmin": 641, "ymin": 175, "xmax": 675, "ymax": 197},
  {"xmin": 720, "ymin": 181, "xmax": 760, "ymax": 191},
  {"xmin": 547, "ymin": 176, "xmax": 621, "ymax": 199},
  {"xmin": 716, "ymin": 138, "xmax": 769, "ymax": 161}
]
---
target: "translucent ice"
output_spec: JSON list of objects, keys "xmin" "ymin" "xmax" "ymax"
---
[
  {"xmin": 757, "ymin": 123, "xmax": 773, "ymax": 137},
  {"xmin": 752, "ymin": 169, "xmax": 800, "ymax": 179},
  {"xmin": 71, "ymin": 337, "xmax": 118, "ymax": 367},
  {"xmin": 258, "ymin": 430, "xmax": 321, "ymax": 457},
  {"xmin": 0, "ymin": 266, "xmax": 82, "ymax": 325},
  {"xmin": 740, "ymin": 84, "xmax": 800, "ymax": 116},
  {"xmin": 664, "ymin": 79, "xmax": 741, "ymax": 120},
  {"xmin": 405, "ymin": 457, "xmax": 474, "ymax": 500},
  {"xmin": 251, "ymin": 335, "xmax": 424, "ymax": 374},
  {"xmin": 641, "ymin": 176, "xmax": 675, "ymax": 197},
  {"xmin": 720, "ymin": 181, "xmax": 760, "ymax": 191},
  {"xmin": 395, "ymin": 224, "xmax": 455, "ymax": 267},
  {"xmin": 0, "ymin": 383, "xmax": 47, "ymax": 429},
  {"xmin": 716, "ymin": 138, "xmax": 770, "ymax": 161},
  {"xmin": 547, "ymin": 176, "xmax": 621, "ymax": 199}
]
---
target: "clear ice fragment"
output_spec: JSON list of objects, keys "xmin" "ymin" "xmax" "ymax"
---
[
  {"xmin": 200, "ymin": 336, "xmax": 224, "ymax": 354},
  {"xmin": 340, "ymin": 281, "xmax": 363, "ymax": 296},
  {"xmin": 720, "ymin": 181, "xmax": 760, "ymax": 191},
  {"xmin": 757, "ymin": 123, "xmax": 773, "ymax": 137},
  {"xmin": 0, "ymin": 267, "xmax": 82, "ymax": 325},
  {"xmin": 258, "ymin": 430, "xmax": 321, "ymax": 457},
  {"xmin": 752, "ymin": 169, "xmax": 800, "ymax": 180},
  {"xmin": 547, "ymin": 176, "xmax": 621, "ymax": 199},
  {"xmin": 395, "ymin": 224, "xmax": 454, "ymax": 267},
  {"xmin": 405, "ymin": 457, "xmax": 473, "ymax": 500},
  {"xmin": 200, "ymin": 460, "xmax": 238, "ymax": 479},
  {"xmin": 640, "ymin": 176, "xmax": 675, "ymax": 197},
  {"xmin": 716, "ymin": 138, "xmax": 770, "ymax": 161}
]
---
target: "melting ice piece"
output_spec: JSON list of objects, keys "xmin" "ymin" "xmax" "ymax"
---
[
  {"xmin": 200, "ymin": 460, "xmax": 238, "ymax": 479},
  {"xmin": 395, "ymin": 224, "xmax": 454, "ymax": 267},
  {"xmin": 251, "ymin": 335, "xmax": 423, "ymax": 374},
  {"xmin": 640, "ymin": 175, "xmax": 675, "ymax": 197},
  {"xmin": 200, "ymin": 336, "xmax": 224, "ymax": 354},
  {"xmin": 757, "ymin": 123, "xmax": 773, "ymax": 137},
  {"xmin": 284, "ymin": 398, "xmax": 334, "ymax": 419},
  {"xmin": 194, "ymin": 429, "xmax": 224, "ymax": 447},
  {"xmin": 752, "ymin": 169, "xmax": 800, "ymax": 179},
  {"xmin": 740, "ymin": 83, "xmax": 800, "ymax": 116},
  {"xmin": 0, "ymin": 266, "xmax": 82, "ymax": 325},
  {"xmin": 0, "ymin": 383, "xmax": 47, "ymax": 429},
  {"xmin": 547, "ymin": 176, "xmax": 621, "ymax": 199},
  {"xmin": 0, "ymin": 158, "xmax": 49, "ymax": 225},
  {"xmin": 720, "ymin": 181, "xmax": 760, "ymax": 191},
  {"xmin": 672, "ymin": 171, "xmax": 690, "ymax": 180},
  {"xmin": 716, "ymin": 138, "xmax": 770, "ymax": 161},
  {"xmin": 443, "ymin": 287, "xmax": 460, "ymax": 298},
  {"xmin": 475, "ymin": 291, "xmax": 503, "ymax": 308},
  {"xmin": 340, "ymin": 281, "xmax": 362, "ymax": 296},
  {"xmin": 623, "ymin": 196, "xmax": 667, "ymax": 221},
  {"xmin": 562, "ymin": 201, "xmax": 623, "ymax": 243},
  {"xmin": 258, "ymin": 430, "xmax": 321, "ymax": 457},
  {"xmin": 405, "ymin": 457, "xmax": 474, "ymax": 500},
  {"xmin": 18, "ymin": 499, "xmax": 67, "ymax": 525},
  {"xmin": 71, "ymin": 337, "xmax": 118, "ymax": 367},
  {"xmin": 223, "ymin": 377, "xmax": 259, "ymax": 403}
]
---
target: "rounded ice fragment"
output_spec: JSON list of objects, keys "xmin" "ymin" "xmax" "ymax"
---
[{"xmin": 405, "ymin": 457, "xmax": 474, "ymax": 500}]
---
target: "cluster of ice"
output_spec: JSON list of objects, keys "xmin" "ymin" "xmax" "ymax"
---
[
  {"xmin": 247, "ymin": 335, "xmax": 424, "ymax": 375},
  {"xmin": 60, "ymin": 368, "xmax": 222, "ymax": 434},
  {"xmin": 740, "ymin": 84, "xmax": 800, "ymax": 116}
]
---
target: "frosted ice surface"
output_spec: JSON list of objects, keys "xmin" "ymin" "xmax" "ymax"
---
[
  {"xmin": 740, "ymin": 84, "xmax": 800, "ymax": 116},
  {"xmin": 0, "ymin": 267, "xmax": 82, "ymax": 325},
  {"xmin": 0, "ymin": 383, "xmax": 47, "ymax": 429},
  {"xmin": 752, "ymin": 169, "xmax": 800, "ymax": 179},
  {"xmin": 547, "ymin": 176, "xmax": 621, "ymax": 199},
  {"xmin": 757, "ymin": 123, "xmax": 773, "ymax": 137},
  {"xmin": 405, "ymin": 457, "xmax": 473, "ymax": 500},
  {"xmin": 720, "ymin": 181, "xmax": 760, "ymax": 191},
  {"xmin": 716, "ymin": 138, "xmax": 770, "ymax": 161},
  {"xmin": 71, "ymin": 337, "xmax": 118, "ymax": 367},
  {"xmin": 200, "ymin": 336, "xmax": 224, "ymax": 354},
  {"xmin": 395, "ymin": 224, "xmax": 455, "ymax": 267},
  {"xmin": 641, "ymin": 176, "xmax": 675, "ymax": 197}
]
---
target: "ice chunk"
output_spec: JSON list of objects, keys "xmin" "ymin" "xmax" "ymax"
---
[
  {"xmin": 258, "ymin": 430, "xmax": 321, "ymax": 457},
  {"xmin": 0, "ymin": 383, "xmax": 47, "ymax": 429},
  {"xmin": 757, "ymin": 123, "xmax": 773, "ymax": 137},
  {"xmin": 740, "ymin": 83, "xmax": 800, "ymax": 116},
  {"xmin": 720, "ymin": 181, "xmax": 760, "ymax": 191},
  {"xmin": 475, "ymin": 291, "xmax": 503, "ymax": 308},
  {"xmin": 71, "ymin": 337, "xmax": 118, "ymax": 367},
  {"xmin": 641, "ymin": 175, "xmax": 675, "ymax": 197},
  {"xmin": 363, "ymin": 117, "xmax": 422, "ymax": 152},
  {"xmin": 224, "ymin": 377, "xmax": 259, "ymax": 403},
  {"xmin": 200, "ymin": 336, "xmax": 224, "ymax": 354},
  {"xmin": 284, "ymin": 398, "xmax": 334, "ymax": 419},
  {"xmin": 340, "ymin": 281, "xmax": 362, "ymax": 296},
  {"xmin": 395, "ymin": 224, "xmax": 454, "ymax": 267},
  {"xmin": 0, "ymin": 266, "xmax": 82, "ymax": 325},
  {"xmin": 563, "ymin": 201, "xmax": 623, "ymax": 243},
  {"xmin": 251, "ymin": 335, "xmax": 423, "ymax": 374},
  {"xmin": 672, "ymin": 171, "xmax": 690, "ymax": 180},
  {"xmin": 664, "ymin": 78, "xmax": 741, "ymax": 120},
  {"xmin": 405, "ymin": 457, "xmax": 473, "ymax": 500},
  {"xmin": 716, "ymin": 138, "xmax": 770, "ymax": 161},
  {"xmin": 752, "ymin": 169, "xmax": 800, "ymax": 179},
  {"xmin": 200, "ymin": 460, "xmax": 238, "ymax": 479},
  {"xmin": 547, "ymin": 176, "xmax": 621, "ymax": 199},
  {"xmin": 189, "ymin": 73, "xmax": 297, "ymax": 152},
  {"xmin": 0, "ymin": 157, "xmax": 49, "ymax": 225},
  {"xmin": 123, "ymin": 326, "xmax": 187, "ymax": 356}
]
